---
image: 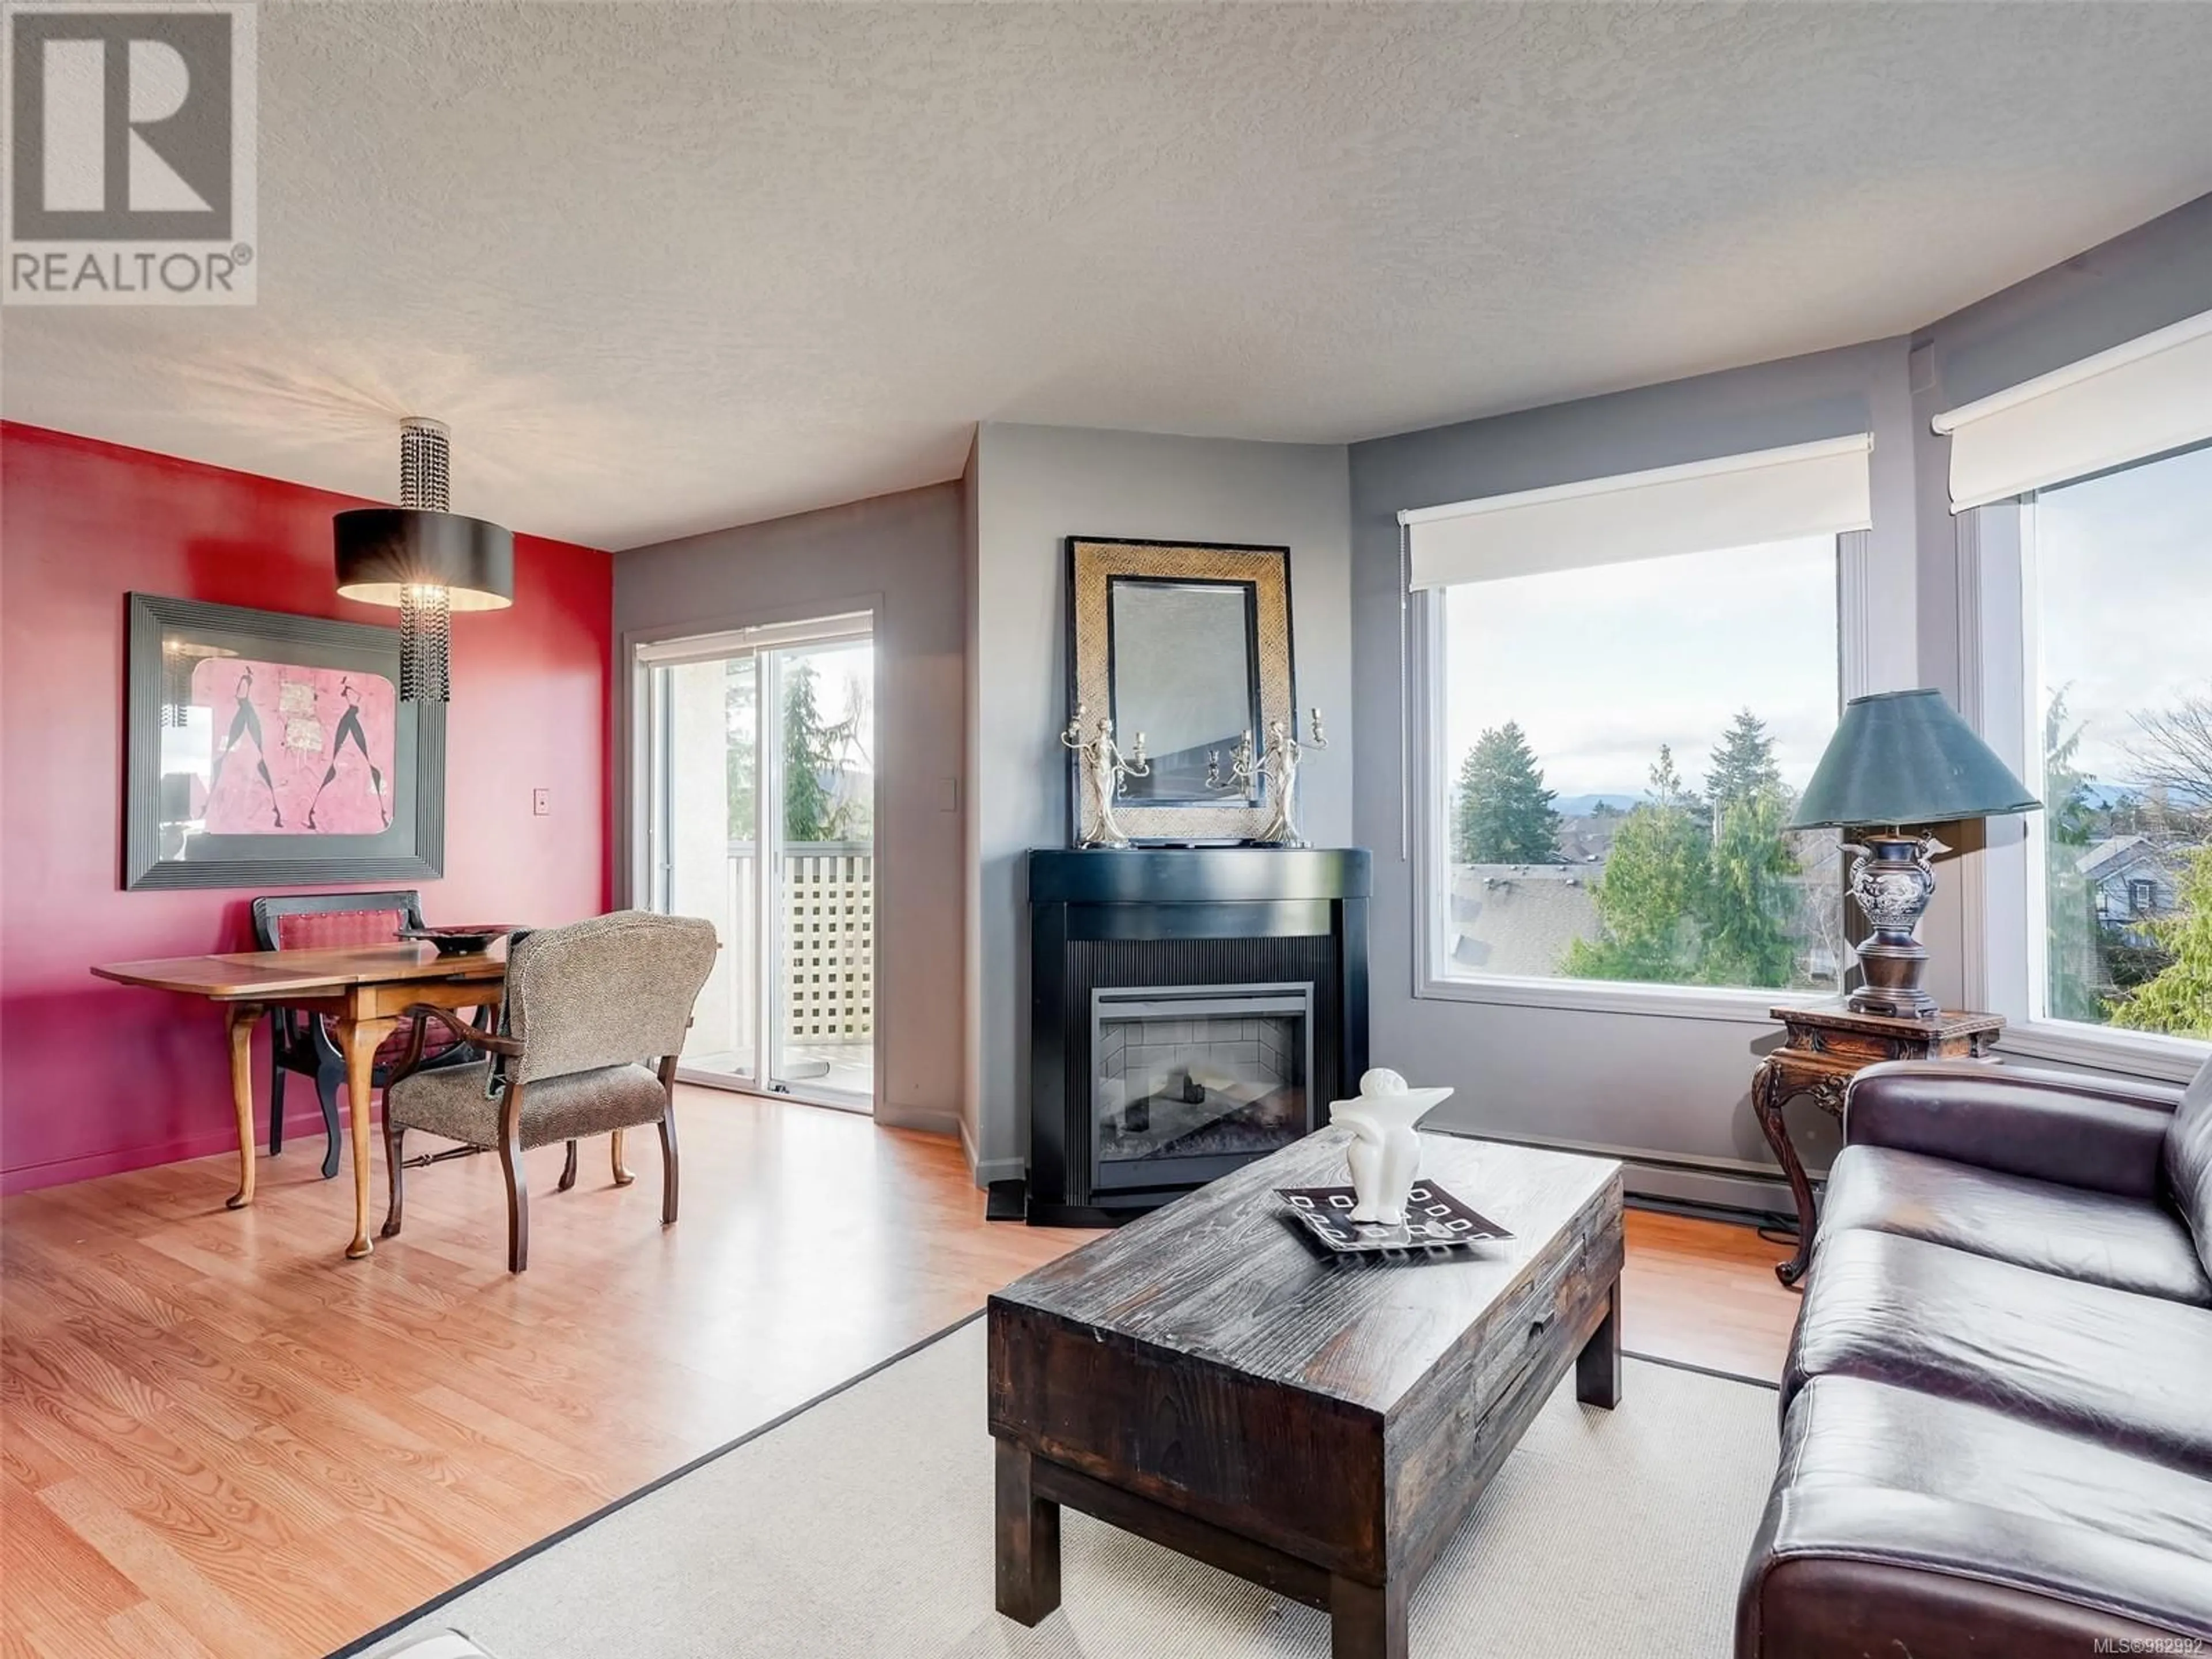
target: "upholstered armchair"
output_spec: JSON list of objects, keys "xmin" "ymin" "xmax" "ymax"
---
[{"xmin": 380, "ymin": 911, "xmax": 719, "ymax": 1272}]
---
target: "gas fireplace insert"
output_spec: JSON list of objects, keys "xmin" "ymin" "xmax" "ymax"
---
[{"xmin": 1025, "ymin": 847, "xmax": 1369, "ymax": 1226}]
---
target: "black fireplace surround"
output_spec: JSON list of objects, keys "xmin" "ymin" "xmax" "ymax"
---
[{"xmin": 1025, "ymin": 847, "xmax": 1370, "ymax": 1226}]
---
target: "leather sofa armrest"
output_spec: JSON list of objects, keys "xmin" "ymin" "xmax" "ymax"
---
[{"xmin": 1842, "ymin": 1060, "xmax": 2180, "ymax": 1199}]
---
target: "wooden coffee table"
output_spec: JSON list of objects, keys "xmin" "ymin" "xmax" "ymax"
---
[{"xmin": 988, "ymin": 1127, "xmax": 1624, "ymax": 1659}]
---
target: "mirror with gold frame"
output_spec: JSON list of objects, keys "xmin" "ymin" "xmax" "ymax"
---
[{"xmin": 1064, "ymin": 536, "xmax": 1295, "ymax": 846}]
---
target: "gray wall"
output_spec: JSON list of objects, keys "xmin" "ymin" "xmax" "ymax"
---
[
  {"xmin": 1347, "ymin": 342, "xmax": 1920, "ymax": 1208},
  {"xmin": 960, "ymin": 438, "xmax": 984, "ymax": 1163},
  {"xmin": 616, "ymin": 483, "xmax": 969, "ymax": 1137},
  {"xmin": 967, "ymin": 423, "xmax": 1353, "ymax": 1180},
  {"xmin": 1919, "ymin": 193, "xmax": 2212, "ymax": 411},
  {"xmin": 1910, "ymin": 195, "xmax": 2212, "ymax": 694}
]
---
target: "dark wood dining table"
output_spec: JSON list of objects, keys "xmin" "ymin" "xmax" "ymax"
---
[{"xmin": 91, "ymin": 942, "xmax": 507, "ymax": 1260}]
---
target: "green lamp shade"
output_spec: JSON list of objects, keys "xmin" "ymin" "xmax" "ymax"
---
[{"xmin": 1790, "ymin": 688, "xmax": 2040, "ymax": 830}]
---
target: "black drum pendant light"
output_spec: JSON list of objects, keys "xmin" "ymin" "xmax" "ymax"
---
[{"xmin": 334, "ymin": 418, "xmax": 514, "ymax": 701}]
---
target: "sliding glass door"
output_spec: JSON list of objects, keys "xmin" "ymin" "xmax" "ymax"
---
[
  {"xmin": 649, "ymin": 646, "xmax": 764, "ymax": 1088},
  {"xmin": 639, "ymin": 615, "xmax": 875, "ymax": 1111},
  {"xmin": 766, "ymin": 631, "xmax": 874, "ymax": 1101}
]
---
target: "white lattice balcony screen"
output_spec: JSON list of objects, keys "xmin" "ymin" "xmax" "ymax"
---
[
  {"xmin": 779, "ymin": 844, "xmax": 874, "ymax": 1041},
  {"xmin": 721, "ymin": 843, "xmax": 876, "ymax": 1044}
]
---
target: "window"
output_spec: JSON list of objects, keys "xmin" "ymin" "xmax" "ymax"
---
[
  {"xmin": 2024, "ymin": 441, "xmax": 2212, "ymax": 1040},
  {"xmin": 1425, "ymin": 536, "xmax": 1843, "ymax": 997}
]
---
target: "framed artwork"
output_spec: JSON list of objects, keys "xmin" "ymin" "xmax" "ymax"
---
[
  {"xmin": 1063, "ymin": 536, "xmax": 1296, "ymax": 846},
  {"xmin": 124, "ymin": 593, "xmax": 446, "ymax": 889}
]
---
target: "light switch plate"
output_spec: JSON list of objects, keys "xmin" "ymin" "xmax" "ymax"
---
[{"xmin": 532, "ymin": 788, "xmax": 550, "ymax": 816}]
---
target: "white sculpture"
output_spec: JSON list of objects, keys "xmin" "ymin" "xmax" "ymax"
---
[
  {"xmin": 1060, "ymin": 703, "xmax": 1150, "ymax": 849},
  {"xmin": 1331, "ymin": 1067, "xmax": 1452, "ymax": 1226},
  {"xmin": 1219, "ymin": 709, "xmax": 1328, "ymax": 847}
]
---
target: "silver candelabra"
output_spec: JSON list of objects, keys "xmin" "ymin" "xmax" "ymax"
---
[
  {"xmin": 1211, "ymin": 707, "xmax": 1328, "ymax": 846},
  {"xmin": 1061, "ymin": 703, "xmax": 1150, "ymax": 849}
]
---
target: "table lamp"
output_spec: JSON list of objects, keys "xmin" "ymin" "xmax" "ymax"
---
[{"xmin": 1790, "ymin": 688, "xmax": 2040, "ymax": 1019}]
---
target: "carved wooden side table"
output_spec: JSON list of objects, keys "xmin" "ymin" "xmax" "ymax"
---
[{"xmin": 1754, "ymin": 1002, "xmax": 2002, "ymax": 1287}]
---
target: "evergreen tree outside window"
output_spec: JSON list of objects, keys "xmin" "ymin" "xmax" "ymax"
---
[
  {"xmin": 778, "ymin": 652, "xmax": 873, "ymax": 843},
  {"xmin": 782, "ymin": 659, "xmax": 840, "ymax": 841},
  {"xmin": 1455, "ymin": 723, "xmax": 1561, "ymax": 862},
  {"xmin": 1706, "ymin": 709, "xmax": 1784, "ymax": 809}
]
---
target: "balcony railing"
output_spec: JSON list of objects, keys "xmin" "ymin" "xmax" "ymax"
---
[{"xmin": 724, "ymin": 840, "xmax": 874, "ymax": 1041}]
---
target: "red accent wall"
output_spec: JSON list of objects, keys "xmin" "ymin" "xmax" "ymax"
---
[{"xmin": 0, "ymin": 423, "xmax": 613, "ymax": 1194}]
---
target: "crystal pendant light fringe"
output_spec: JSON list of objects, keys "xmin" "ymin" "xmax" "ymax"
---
[
  {"xmin": 396, "ymin": 582, "xmax": 452, "ymax": 702},
  {"xmin": 399, "ymin": 417, "xmax": 451, "ymax": 513},
  {"xmin": 397, "ymin": 419, "xmax": 453, "ymax": 702}
]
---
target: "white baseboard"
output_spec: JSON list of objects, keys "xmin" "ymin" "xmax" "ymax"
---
[
  {"xmin": 961, "ymin": 1116, "xmax": 1025, "ymax": 1189},
  {"xmin": 876, "ymin": 1103, "xmax": 962, "ymax": 1138}
]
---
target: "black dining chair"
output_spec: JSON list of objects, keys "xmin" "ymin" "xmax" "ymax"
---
[{"xmin": 249, "ymin": 891, "xmax": 480, "ymax": 1177}]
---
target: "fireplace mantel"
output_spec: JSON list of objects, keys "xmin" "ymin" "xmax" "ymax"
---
[
  {"xmin": 1028, "ymin": 847, "xmax": 1372, "ymax": 908},
  {"xmin": 1025, "ymin": 847, "xmax": 1370, "ymax": 1226}
]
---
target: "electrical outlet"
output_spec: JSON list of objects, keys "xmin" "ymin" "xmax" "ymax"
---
[{"xmin": 532, "ymin": 788, "xmax": 550, "ymax": 816}]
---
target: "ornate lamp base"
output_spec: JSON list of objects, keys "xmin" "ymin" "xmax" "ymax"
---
[{"xmin": 1843, "ymin": 833, "xmax": 1942, "ymax": 1019}]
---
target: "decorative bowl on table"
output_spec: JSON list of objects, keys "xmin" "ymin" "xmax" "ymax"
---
[
  {"xmin": 1275, "ymin": 1181, "xmax": 1514, "ymax": 1256},
  {"xmin": 397, "ymin": 925, "xmax": 519, "ymax": 957}
]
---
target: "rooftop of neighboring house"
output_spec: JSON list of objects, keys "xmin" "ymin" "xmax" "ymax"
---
[
  {"xmin": 2077, "ymin": 834, "xmax": 2193, "ymax": 882},
  {"xmin": 1449, "ymin": 863, "xmax": 1603, "ymax": 979},
  {"xmin": 1554, "ymin": 813, "xmax": 1620, "ymax": 864}
]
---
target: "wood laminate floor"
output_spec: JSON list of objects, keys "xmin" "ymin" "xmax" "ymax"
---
[{"xmin": 1, "ymin": 1091, "xmax": 1800, "ymax": 1658}]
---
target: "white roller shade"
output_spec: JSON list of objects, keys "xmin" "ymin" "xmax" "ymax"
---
[
  {"xmin": 1397, "ymin": 435, "xmax": 1872, "ymax": 590},
  {"xmin": 634, "ymin": 611, "xmax": 870, "ymax": 665},
  {"xmin": 1933, "ymin": 306, "xmax": 2212, "ymax": 512}
]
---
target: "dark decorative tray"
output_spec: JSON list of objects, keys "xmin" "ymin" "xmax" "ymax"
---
[
  {"xmin": 397, "ymin": 925, "xmax": 520, "ymax": 957},
  {"xmin": 1275, "ymin": 1181, "xmax": 1514, "ymax": 1255}
]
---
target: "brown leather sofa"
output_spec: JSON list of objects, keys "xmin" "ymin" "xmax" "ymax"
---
[{"xmin": 1737, "ymin": 1055, "xmax": 2212, "ymax": 1658}]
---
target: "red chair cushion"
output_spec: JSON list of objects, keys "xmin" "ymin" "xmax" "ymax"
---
[
  {"xmin": 272, "ymin": 908, "xmax": 471, "ymax": 1074},
  {"xmin": 275, "ymin": 908, "xmax": 407, "ymax": 950},
  {"xmin": 374, "ymin": 1019, "xmax": 464, "ymax": 1071}
]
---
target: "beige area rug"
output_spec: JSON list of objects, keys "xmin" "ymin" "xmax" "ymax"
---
[{"xmin": 353, "ymin": 1319, "xmax": 1777, "ymax": 1659}]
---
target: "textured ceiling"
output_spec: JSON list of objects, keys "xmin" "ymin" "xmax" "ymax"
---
[{"xmin": 7, "ymin": 2, "xmax": 2212, "ymax": 550}]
